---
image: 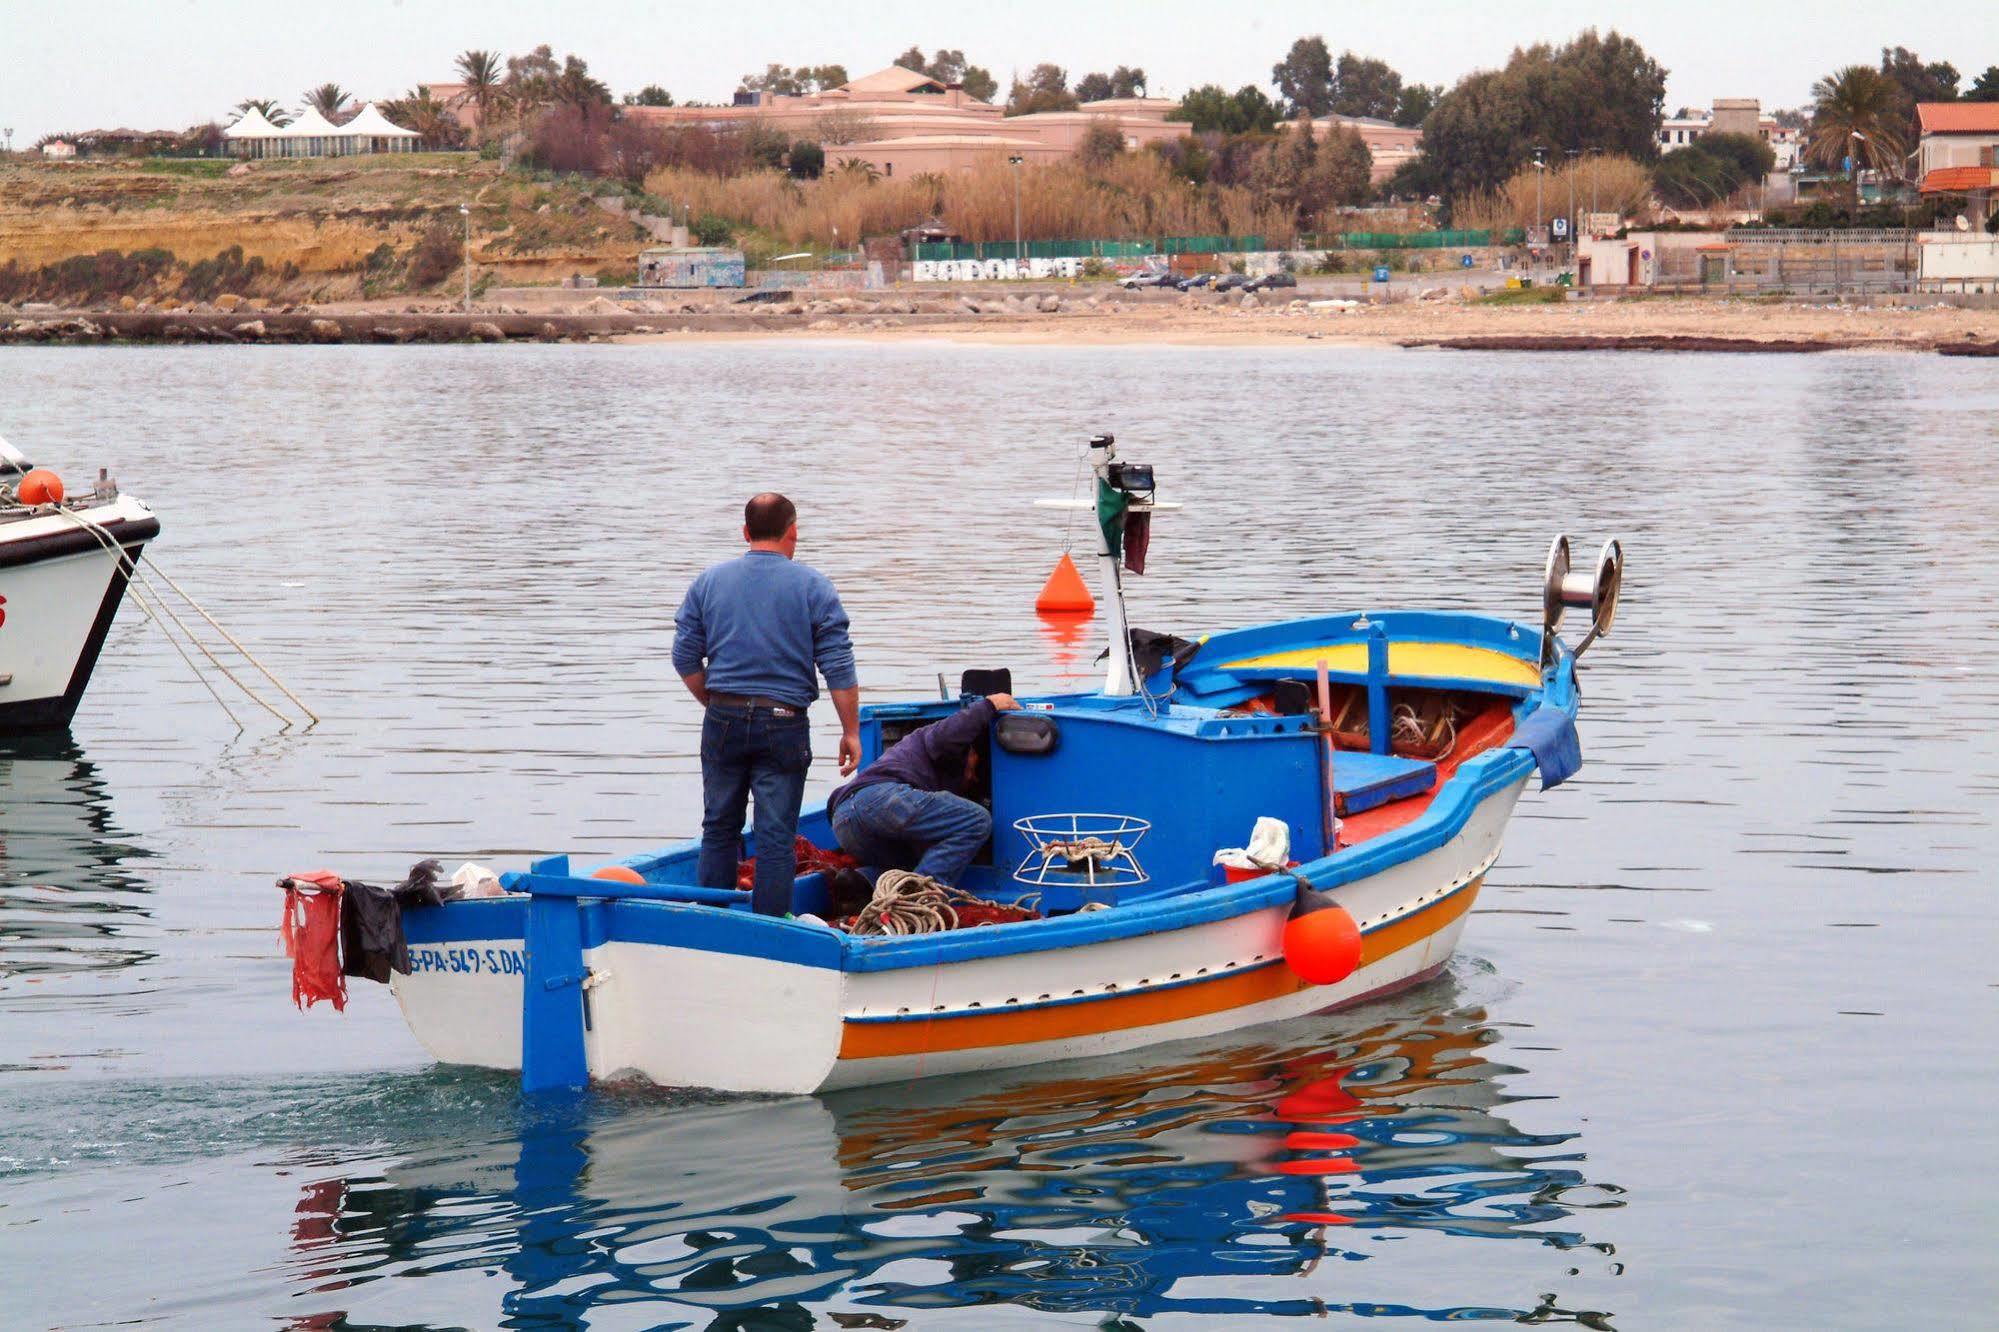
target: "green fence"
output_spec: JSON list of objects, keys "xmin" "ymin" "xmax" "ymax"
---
[{"xmin": 911, "ymin": 229, "xmax": 1521, "ymax": 261}]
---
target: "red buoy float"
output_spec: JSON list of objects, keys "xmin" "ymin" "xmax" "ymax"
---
[
  {"xmin": 591, "ymin": 865, "xmax": 646, "ymax": 884},
  {"xmin": 15, "ymin": 468, "xmax": 63, "ymax": 506},
  {"xmin": 1282, "ymin": 898, "xmax": 1362, "ymax": 985}
]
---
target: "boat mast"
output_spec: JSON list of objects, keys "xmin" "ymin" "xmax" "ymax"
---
[{"xmin": 1089, "ymin": 435, "xmax": 1140, "ymax": 697}]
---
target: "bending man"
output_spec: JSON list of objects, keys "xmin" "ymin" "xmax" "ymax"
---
[
  {"xmin": 828, "ymin": 693, "xmax": 1019, "ymax": 888},
  {"xmin": 673, "ymin": 493, "xmax": 861, "ymax": 916}
]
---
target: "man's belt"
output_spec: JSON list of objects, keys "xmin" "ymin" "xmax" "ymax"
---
[{"xmin": 708, "ymin": 693, "xmax": 806, "ymax": 713}]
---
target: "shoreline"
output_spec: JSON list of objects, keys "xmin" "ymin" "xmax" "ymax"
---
[{"xmin": 3, "ymin": 292, "xmax": 1996, "ymax": 354}]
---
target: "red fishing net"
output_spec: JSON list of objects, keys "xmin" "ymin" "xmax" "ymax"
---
[
  {"xmin": 280, "ymin": 871, "xmax": 346, "ymax": 1011},
  {"xmin": 734, "ymin": 837, "xmax": 858, "ymax": 891}
]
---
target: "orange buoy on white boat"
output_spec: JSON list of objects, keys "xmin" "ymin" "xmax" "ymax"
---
[{"xmin": 15, "ymin": 468, "xmax": 63, "ymax": 506}]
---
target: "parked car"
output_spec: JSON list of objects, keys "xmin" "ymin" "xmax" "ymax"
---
[
  {"xmin": 1246, "ymin": 272, "xmax": 1298, "ymax": 293},
  {"xmin": 1117, "ymin": 272, "xmax": 1178, "ymax": 289},
  {"xmin": 1214, "ymin": 273, "xmax": 1253, "ymax": 292},
  {"xmin": 1174, "ymin": 273, "xmax": 1218, "ymax": 291}
]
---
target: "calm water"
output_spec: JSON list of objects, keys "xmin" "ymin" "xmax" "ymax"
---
[{"xmin": 1, "ymin": 343, "xmax": 1995, "ymax": 1329}]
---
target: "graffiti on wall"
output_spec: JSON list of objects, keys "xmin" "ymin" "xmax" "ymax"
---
[{"xmin": 910, "ymin": 258, "xmax": 1086, "ymax": 282}]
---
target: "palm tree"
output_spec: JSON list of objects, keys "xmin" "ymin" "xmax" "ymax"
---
[
  {"xmin": 454, "ymin": 49, "xmax": 503, "ymax": 129},
  {"xmin": 302, "ymin": 82, "xmax": 354, "ymax": 123},
  {"xmin": 233, "ymin": 97, "xmax": 291, "ymax": 127},
  {"xmin": 1807, "ymin": 66, "xmax": 1905, "ymax": 204}
]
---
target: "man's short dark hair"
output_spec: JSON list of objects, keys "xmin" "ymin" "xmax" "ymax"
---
[{"xmin": 745, "ymin": 492, "xmax": 796, "ymax": 541}]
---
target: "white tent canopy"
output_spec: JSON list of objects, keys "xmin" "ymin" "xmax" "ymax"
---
[
  {"xmin": 225, "ymin": 102, "xmax": 420, "ymax": 158},
  {"xmin": 223, "ymin": 106, "xmax": 285, "ymax": 140},
  {"xmin": 343, "ymin": 103, "xmax": 419, "ymax": 139}
]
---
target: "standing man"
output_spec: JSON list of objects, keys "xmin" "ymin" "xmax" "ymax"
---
[{"xmin": 673, "ymin": 493, "xmax": 861, "ymax": 916}]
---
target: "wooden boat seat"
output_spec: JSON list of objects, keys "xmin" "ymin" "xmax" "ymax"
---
[{"xmin": 1327, "ymin": 751, "xmax": 1436, "ymax": 815}]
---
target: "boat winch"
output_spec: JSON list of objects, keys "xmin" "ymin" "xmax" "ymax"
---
[{"xmin": 1541, "ymin": 535, "xmax": 1623, "ymax": 666}]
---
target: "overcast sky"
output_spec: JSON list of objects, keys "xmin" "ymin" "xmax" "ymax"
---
[{"xmin": 3, "ymin": 0, "xmax": 1993, "ymax": 143}]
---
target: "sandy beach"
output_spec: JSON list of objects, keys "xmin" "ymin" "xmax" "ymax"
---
[
  {"xmin": 615, "ymin": 290, "xmax": 1999, "ymax": 352},
  {"xmin": 6, "ymin": 289, "xmax": 1996, "ymax": 353}
]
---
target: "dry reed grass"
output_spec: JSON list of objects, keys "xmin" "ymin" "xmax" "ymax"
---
[
  {"xmin": 645, "ymin": 151, "xmax": 1297, "ymax": 248},
  {"xmin": 1452, "ymin": 155, "xmax": 1658, "ymax": 231}
]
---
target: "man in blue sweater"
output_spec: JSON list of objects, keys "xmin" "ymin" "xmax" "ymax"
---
[
  {"xmin": 828, "ymin": 693, "xmax": 1020, "ymax": 888},
  {"xmin": 673, "ymin": 494, "xmax": 861, "ymax": 916}
]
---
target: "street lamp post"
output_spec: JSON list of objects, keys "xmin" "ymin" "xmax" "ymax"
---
[
  {"xmin": 1565, "ymin": 148, "xmax": 1579, "ymax": 268},
  {"xmin": 459, "ymin": 204, "xmax": 472, "ymax": 312},
  {"xmin": 1530, "ymin": 148, "xmax": 1547, "ymax": 280},
  {"xmin": 1008, "ymin": 154, "xmax": 1025, "ymax": 265},
  {"xmin": 1848, "ymin": 130, "xmax": 1866, "ymax": 212}
]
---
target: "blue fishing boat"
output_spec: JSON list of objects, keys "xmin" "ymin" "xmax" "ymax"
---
[{"xmin": 359, "ymin": 436, "xmax": 1624, "ymax": 1094}]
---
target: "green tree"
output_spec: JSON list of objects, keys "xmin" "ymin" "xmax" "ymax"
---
[
  {"xmin": 504, "ymin": 45, "xmax": 560, "ymax": 120},
  {"xmin": 1697, "ymin": 131, "xmax": 1776, "ymax": 183},
  {"xmin": 1332, "ymin": 52, "xmax": 1401, "ymax": 119},
  {"xmin": 1272, "ymin": 36, "xmax": 1335, "ymax": 116},
  {"xmin": 454, "ymin": 49, "xmax": 504, "ymax": 127},
  {"xmin": 302, "ymin": 83, "xmax": 353, "ymax": 122},
  {"xmin": 891, "ymin": 47, "xmax": 996, "ymax": 100},
  {"xmin": 1393, "ymin": 83, "xmax": 1442, "ymax": 128},
  {"xmin": 740, "ymin": 64, "xmax": 803, "ymax": 96},
  {"xmin": 1007, "ymin": 64, "xmax": 1078, "ymax": 116},
  {"xmin": 1168, "ymin": 84, "xmax": 1279, "ymax": 135},
  {"xmin": 1076, "ymin": 120, "xmax": 1126, "ymax": 168},
  {"xmin": 788, "ymin": 139, "xmax": 825, "ymax": 178},
  {"xmin": 552, "ymin": 55, "xmax": 610, "ymax": 109},
  {"xmin": 1076, "ymin": 71, "xmax": 1115, "ymax": 103},
  {"xmin": 623, "ymin": 85, "xmax": 674, "ymax": 107},
  {"xmin": 1652, "ymin": 136, "xmax": 1771, "ymax": 207},
  {"xmin": 1309, "ymin": 125, "xmax": 1374, "ymax": 212},
  {"xmin": 1968, "ymin": 66, "xmax": 1999, "ymax": 101},
  {"xmin": 1416, "ymin": 29, "xmax": 1665, "ymax": 206},
  {"xmin": 960, "ymin": 66, "xmax": 1000, "ymax": 102},
  {"xmin": 1879, "ymin": 46, "xmax": 1959, "ymax": 147}
]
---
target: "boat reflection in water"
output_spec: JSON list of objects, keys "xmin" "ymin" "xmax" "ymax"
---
[
  {"xmin": 0, "ymin": 735, "xmax": 157, "ymax": 999},
  {"xmin": 283, "ymin": 985, "xmax": 1622, "ymax": 1326}
]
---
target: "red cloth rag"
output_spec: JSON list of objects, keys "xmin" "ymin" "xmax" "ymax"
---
[
  {"xmin": 281, "ymin": 871, "xmax": 346, "ymax": 1011},
  {"xmin": 734, "ymin": 837, "xmax": 859, "ymax": 891}
]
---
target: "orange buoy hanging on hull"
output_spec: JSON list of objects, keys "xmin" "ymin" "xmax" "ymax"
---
[
  {"xmin": 591, "ymin": 865, "xmax": 646, "ymax": 884},
  {"xmin": 15, "ymin": 468, "xmax": 63, "ymax": 506},
  {"xmin": 1035, "ymin": 552, "xmax": 1095, "ymax": 614},
  {"xmin": 1283, "ymin": 899, "xmax": 1363, "ymax": 985}
]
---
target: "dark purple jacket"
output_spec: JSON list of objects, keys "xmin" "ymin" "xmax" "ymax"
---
[{"xmin": 828, "ymin": 698, "xmax": 997, "ymax": 817}]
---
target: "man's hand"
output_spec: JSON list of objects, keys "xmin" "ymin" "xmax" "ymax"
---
[
  {"xmin": 988, "ymin": 693, "xmax": 1022, "ymax": 711},
  {"xmin": 838, "ymin": 731, "xmax": 862, "ymax": 776},
  {"xmin": 680, "ymin": 671, "xmax": 709, "ymax": 706}
]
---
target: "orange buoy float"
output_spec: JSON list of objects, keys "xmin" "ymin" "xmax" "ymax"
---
[
  {"xmin": 590, "ymin": 865, "xmax": 646, "ymax": 885},
  {"xmin": 1282, "ymin": 898, "xmax": 1363, "ymax": 985},
  {"xmin": 15, "ymin": 468, "xmax": 63, "ymax": 506},
  {"xmin": 1035, "ymin": 552, "xmax": 1095, "ymax": 614}
]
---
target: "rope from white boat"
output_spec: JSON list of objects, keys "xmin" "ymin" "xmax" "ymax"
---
[{"xmin": 50, "ymin": 504, "xmax": 317, "ymax": 726}]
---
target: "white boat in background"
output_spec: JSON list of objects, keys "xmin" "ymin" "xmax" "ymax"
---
[{"xmin": 0, "ymin": 436, "xmax": 159, "ymax": 733}]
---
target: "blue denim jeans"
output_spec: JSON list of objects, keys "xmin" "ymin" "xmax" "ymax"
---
[
  {"xmin": 697, "ymin": 704, "xmax": 811, "ymax": 916},
  {"xmin": 831, "ymin": 780, "xmax": 992, "ymax": 888}
]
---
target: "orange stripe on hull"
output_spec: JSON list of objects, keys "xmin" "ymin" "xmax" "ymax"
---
[{"xmin": 837, "ymin": 876, "xmax": 1483, "ymax": 1061}]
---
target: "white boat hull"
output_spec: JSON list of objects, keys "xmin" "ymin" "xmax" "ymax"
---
[
  {"xmin": 391, "ymin": 775, "xmax": 1525, "ymax": 1095},
  {"xmin": 0, "ymin": 494, "xmax": 158, "ymax": 732}
]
